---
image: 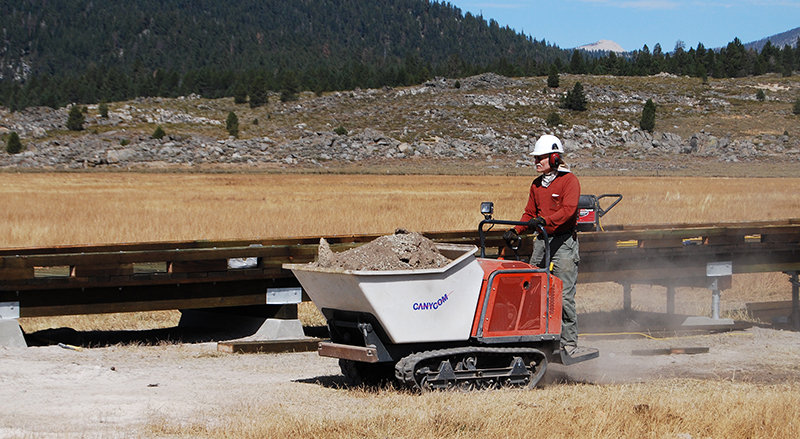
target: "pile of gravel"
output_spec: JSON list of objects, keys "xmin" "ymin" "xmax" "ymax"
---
[{"xmin": 314, "ymin": 229, "xmax": 451, "ymax": 271}]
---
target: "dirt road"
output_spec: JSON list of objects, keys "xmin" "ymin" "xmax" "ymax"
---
[{"xmin": 1, "ymin": 325, "xmax": 799, "ymax": 438}]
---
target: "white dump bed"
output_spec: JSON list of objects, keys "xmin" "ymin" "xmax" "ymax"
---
[{"xmin": 283, "ymin": 243, "xmax": 483, "ymax": 344}]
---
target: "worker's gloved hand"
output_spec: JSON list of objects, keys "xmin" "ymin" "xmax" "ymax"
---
[
  {"xmin": 502, "ymin": 229, "xmax": 521, "ymax": 248},
  {"xmin": 528, "ymin": 216, "xmax": 547, "ymax": 230}
]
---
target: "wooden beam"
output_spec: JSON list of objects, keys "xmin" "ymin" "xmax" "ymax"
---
[{"xmin": 217, "ymin": 338, "xmax": 323, "ymax": 354}]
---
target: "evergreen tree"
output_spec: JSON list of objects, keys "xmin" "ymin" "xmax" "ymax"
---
[
  {"xmin": 98, "ymin": 101, "xmax": 109, "ymax": 118},
  {"xmin": 249, "ymin": 76, "xmax": 267, "ymax": 108},
  {"xmin": 547, "ymin": 64, "xmax": 560, "ymax": 88},
  {"xmin": 698, "ymin": 65, "xmax": 709, "ymax": 85},
  {"xmin": 640, "ymin": 98, "xmax": 656, "ymax": 132},
  {"xmin": 756, "ymin": 89, "xmax": 766, "ymax": 102},
  {"xmin": 569, "ymin": 50, "xmax": 585, "ymax": 74},
  {"xmin": 280, "ymin": 71, "xmax": 300, "ymax": 102},
  {"xmin": 793, "ymin": 98, "xmax": 800, "ymax": 115},
  {"xmin": 233, "ymin": 82, "xmax": 248, "ymax": 105},
  {"xmin": 226, "ymin": 112, "xmax": 239, "ymax": 138},
  {"xmin": 783, "ymin": 44, "xmax": 795, "ymax": 76},
  {"xmin": 66, "ymin": 105, "xmax": 85, "ymax": 131},
  {"xmin": 6, "ymin": 132, "xmax": 23, "ymax": 154},
  {"xmin": 152, "ymin": 125, "xmax": 166, "ymax": 139},
  {"xmin": 562, "ymin": 81, "xmax": 587, "ymax": 111}
]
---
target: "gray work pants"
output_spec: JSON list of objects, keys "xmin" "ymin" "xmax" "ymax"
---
[{"xmin": 532, "ymin": 234, "xmax": 580, "ymax": 348}]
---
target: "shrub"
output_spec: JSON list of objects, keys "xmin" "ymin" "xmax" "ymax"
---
[
  {"xmin": 280, "ymin": 89, "xmax": 298, "ymax": 102},
  {"xmin": 66, "ymin": 105, "xmax": 85, "ymax": 131},
  {"xmin": 545, "ymin": 112, "xmax": 563, "ymax": 127},
  {"xmin": 6, "ymin": 132, "xmax": 22, "ymax": 154},
  {"xmin": 334, "ymin": 126, "xmax": 348, "ymax": 136},
  {"xmin": 252, "ymin": 118, "xmax": 259, "ymax": 125},
  {"xmin": 152, "ymin": 125, "xmax": 166, "ymax": 139},
  {"xmin": 756, "ymin": 89, "xmax": 766, "ymax": 101},
  {"xmin": 120, "ymin": 138, "xmax": 130, "ymax": 146},
  {"xmin": 226, "ymin": 111, "xmax": 239, "ymax": 138},
  {"xmin": 454, "ymin": 80, "xmax": 461, "ymax": 89},
  {"xmin": 640, "ymin": 99, "xmax": 656, "ymax": 132}
]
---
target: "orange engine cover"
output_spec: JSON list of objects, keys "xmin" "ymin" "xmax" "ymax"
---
[{"xmin": 471, "ymin": 259, "xmax": 563, "ymax": 338}]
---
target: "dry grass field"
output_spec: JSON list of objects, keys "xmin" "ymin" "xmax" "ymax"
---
[
  {"xmin": 2, "ymin": 173, "xmax": 798, "ymax": 248},
  {"xmin": 2, "ymin": 172, "xmax": 800, "ymax": 439}
]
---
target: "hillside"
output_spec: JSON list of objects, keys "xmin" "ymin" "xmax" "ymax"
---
[
  {"xmin": 0, "ymin": 0, "xmax": 563, "ymax": 80},
  {"xmin": 2, "ymin": 73, "xmax": 799, "ymax": 177},
  {"xmin": 2, "ymin": 0, "xmax": 799, "ymax": 113}
]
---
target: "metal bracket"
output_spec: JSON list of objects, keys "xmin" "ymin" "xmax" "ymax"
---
[
  {"xmin": 0, "ymin": 302, "xmax": 20, "ymax": 320},
  {"xmin": 266, "ymin": 287, "xmax": 302, "ymax": 304},
  {"xmin": 683, "ymin": 261, "xmax": 735, "ymax": 327}
]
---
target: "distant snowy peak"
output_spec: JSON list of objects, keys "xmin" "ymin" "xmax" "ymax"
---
[{"xmin": 577, "ymin": 40, "xmax": 626, "ymax": 53}]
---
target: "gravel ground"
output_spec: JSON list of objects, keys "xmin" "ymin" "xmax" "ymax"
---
[{"xmin": 1, "ymin": 324, "xmax": 799, "ymax": 438}]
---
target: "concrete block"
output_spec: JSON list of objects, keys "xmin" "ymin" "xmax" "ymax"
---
[{"xmin": 0, "ymin": 319, "xmax": 27, "ymax": 348}]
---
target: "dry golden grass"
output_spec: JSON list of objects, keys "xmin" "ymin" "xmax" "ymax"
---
[
  {"xmin": 146, "ymin": 380, "xmax": 800, "ymax": 439},
  {"xmin": 1, "ymin": 173, "xmax": 798, "ymax": 248}
]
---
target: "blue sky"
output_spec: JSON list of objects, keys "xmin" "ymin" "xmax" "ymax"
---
[{"xmin": 448, "ymin": 1, "xmax": 799, "ymax": 52}]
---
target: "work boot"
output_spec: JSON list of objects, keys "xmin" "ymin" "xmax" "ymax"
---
[{"xmin": 559, "ymin": 345, "xmax": 599, "ymax": 366}]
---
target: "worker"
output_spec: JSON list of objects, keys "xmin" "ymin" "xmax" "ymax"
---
[{"xmin": 503, "ymin": 134, "xmax": 595, "ymax": 361}]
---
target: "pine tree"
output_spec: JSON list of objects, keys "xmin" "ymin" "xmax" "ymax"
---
[
  {"xmin": 226, "ymin": 112, "xmax": 239, "ymax": 138},
  {"xmin": 547, "ymin": 64, "xmax": 560, "ymax": 88},
  {"xmin": 66, "ymin": 105, "xmax": 85, "ymax": 131},
  {"xmin": 233, "ymin": 82, "xmax": 248, "ymax": 105},
  {"xmin": 640, "ymin": 99, "xmax": 656, "ymax": 132},
  {"xmin": 249, "ymin": 76, "xmax": 267, "ymax": 108},
  {"xmin": 6, "ymin": 132, "xmax": 23, "ymax": 154},
  {"xmin": 793, "ymin": 98, "xmax": 800, "ymax": 115},
  {"xmin": 280, "ymin": 71, "xmax": 300, "ymax": 102},
  {"xmin": 562, "ymin": 81, "xmax": 587, "ymax": 111},
  {"xmin": 569, "ymin": 49, "xmax": 585, "ymax": 74}
]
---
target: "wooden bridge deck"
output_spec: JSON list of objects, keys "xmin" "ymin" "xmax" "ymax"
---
[{"xmin": 1, "ymin": 219, "xmax": 799, "ymax": 319}]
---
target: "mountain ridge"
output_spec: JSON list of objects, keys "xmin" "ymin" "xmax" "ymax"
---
[
  {"xmin": 744, "ymin": 26, "xmax": 800, "ymax": 52},
  {"xmin": 576, "ymin": 40, "xmax": 626, "ymax": 53}
]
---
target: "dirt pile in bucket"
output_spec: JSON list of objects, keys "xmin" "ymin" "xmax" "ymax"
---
[{"xmin": 313, "ymin": 229, "xmax": 451, "ymax": 271}]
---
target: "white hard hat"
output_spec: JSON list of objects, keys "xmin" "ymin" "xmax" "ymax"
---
[{"xmin": 531, "ymin": 135, "xmax": 564, "ymax": 156}]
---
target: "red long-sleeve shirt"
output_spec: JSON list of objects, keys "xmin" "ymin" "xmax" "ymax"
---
[{"xmin": 514, "ymin": 172, "xmax": 580, "ymax": 235}]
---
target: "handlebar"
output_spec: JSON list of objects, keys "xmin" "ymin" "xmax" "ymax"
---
[
  {"xmin": 478, "ymin": 219, "xmax": 550, "ymax": 271},
  {"xmin": 596, "ymin": 194, "xmax": 623, "ymax": 218}
]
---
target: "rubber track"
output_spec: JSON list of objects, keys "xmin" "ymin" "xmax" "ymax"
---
[{"xmin": 395, "ymin": 346, "xmax": 545, "ymax": 390}]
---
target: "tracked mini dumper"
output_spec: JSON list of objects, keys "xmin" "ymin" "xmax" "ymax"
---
[{"xmin": 284, "ymin": 214, "xmax": 598, "ymax": 391}]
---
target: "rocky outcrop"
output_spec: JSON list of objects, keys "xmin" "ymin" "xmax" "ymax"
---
[{"xmin": 2, "ymin": 74, "xmax": 799, "ymax": 171}]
